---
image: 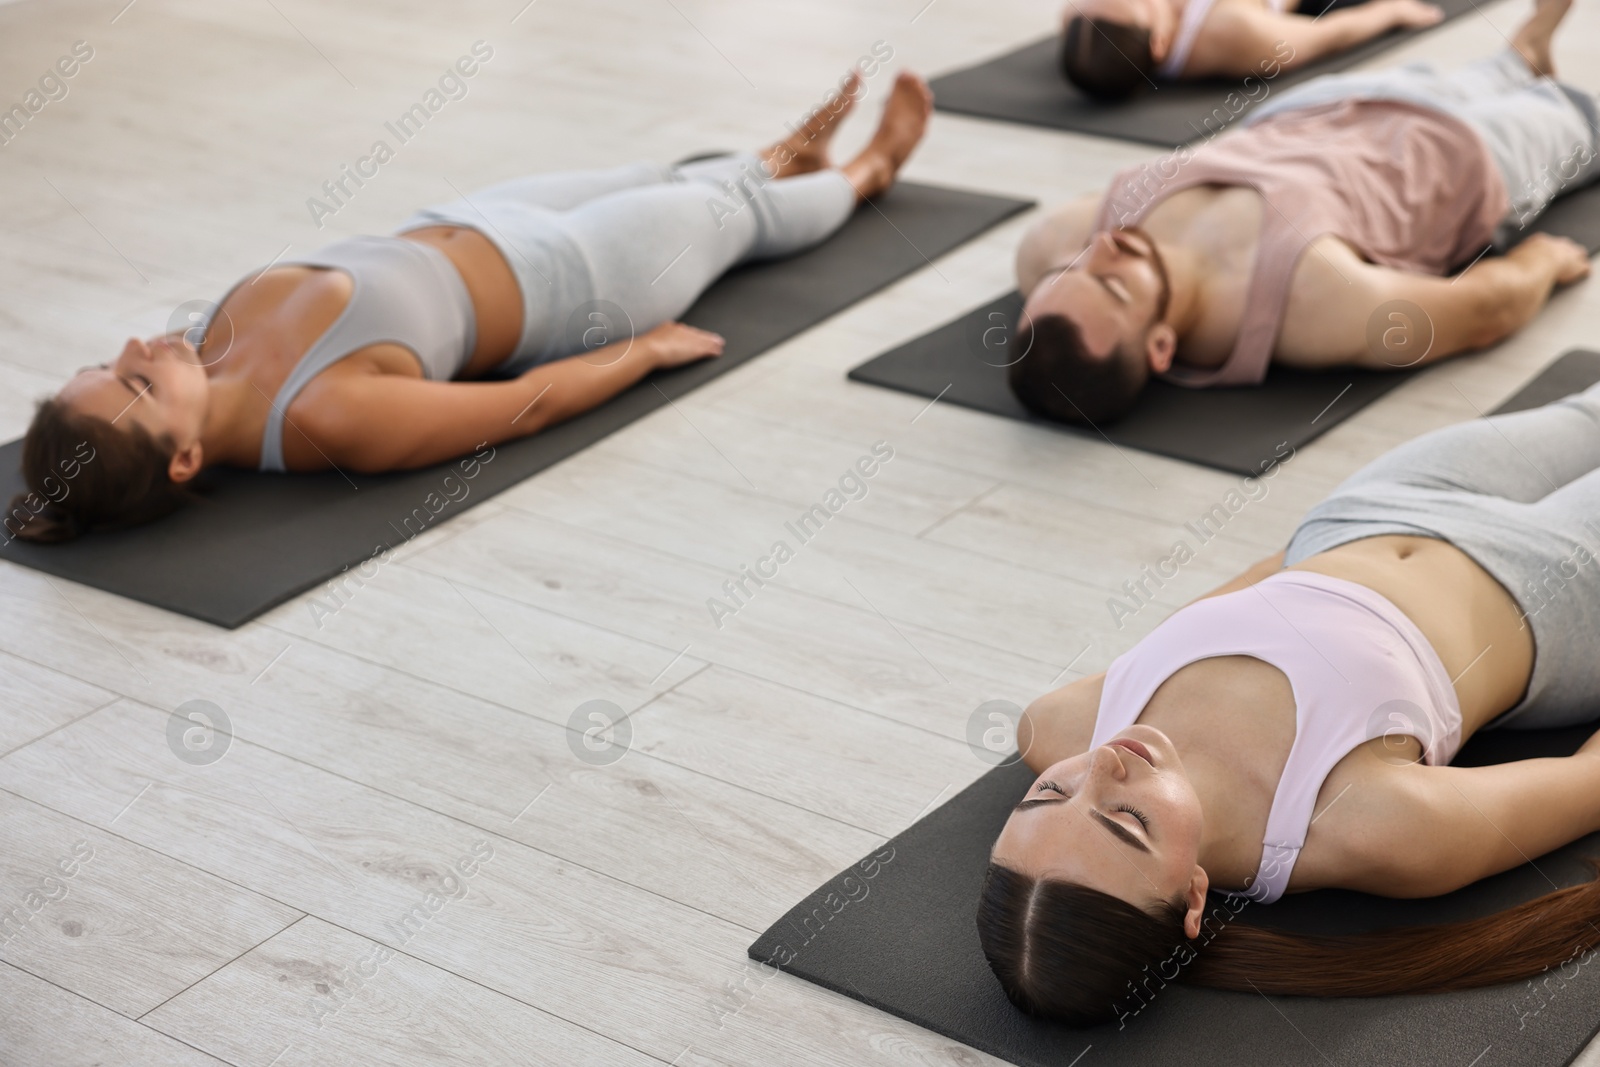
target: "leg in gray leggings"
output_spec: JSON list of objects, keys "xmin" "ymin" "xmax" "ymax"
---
[
  {"xmin": 1285, "ymin": 382, "xmax": 1600, "ymax": 728},
  {"xmin": 400, "ymin": 155, "xmax": 857, "ymax": 369},
  {"xmin": 1247, "ymin": 49, "xmax": 1600, "ymax": 243}
]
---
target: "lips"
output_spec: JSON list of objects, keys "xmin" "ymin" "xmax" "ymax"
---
[{"xmin": 1108, "ymin": 737, "xmax": 1153, "ymax": 767}]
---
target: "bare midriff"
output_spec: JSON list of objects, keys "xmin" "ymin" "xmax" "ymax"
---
[
  {"xmin": 1290, "ymin": 535, "xmax": 1535, "ymax": 733},
  {"xmin": 398, "ymin": 226, "xmax": 523, "ymax": 376}
]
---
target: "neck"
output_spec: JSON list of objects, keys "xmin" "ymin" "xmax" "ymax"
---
[
  {"xmin": 196, "ymin": 377, "xmax": 260, "ymax": 470},
  {"xmin": 1184, "ymin": 748, "xmax": 1279, "ymax": 887},
  {"xmin": 1154, "ymin": 240, "xmax": 1205, "ymax": 341}
]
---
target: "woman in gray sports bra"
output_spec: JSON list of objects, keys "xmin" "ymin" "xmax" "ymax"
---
[{"xmin": 8, "ymin": 73, "xmax": 932, "ymax": 542}]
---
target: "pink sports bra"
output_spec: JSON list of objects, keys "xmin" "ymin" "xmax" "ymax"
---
[{"xmin": 1091, "ymin": 570, "xmax": 1463, "ymax": 902}]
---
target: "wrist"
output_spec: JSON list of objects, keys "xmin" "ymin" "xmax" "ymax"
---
[{"xmin": 629, "ymin": 331, "xmax": 661, "ymax": 370}]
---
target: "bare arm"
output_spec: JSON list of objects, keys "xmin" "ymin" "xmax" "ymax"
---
[
  {"xmin": 1186, "ymin": 0, "xmax": 1442, "ymax": 80},
  {"xmin": 288, "ymin": 322, "xmax": 722, "ymax": 472},
  {"xmin": 1340, "ymin": 749, "xmax": 1600, "ymax": 897},
  {"xmin": 1015, "ymin": 194, "xmax": 1101, "ymax": 295},
  {"xmin": 1277, "ymin": 233, "xmax": 1592, "ymax": 370}
]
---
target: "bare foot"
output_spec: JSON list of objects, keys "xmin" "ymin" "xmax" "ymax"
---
[
  {"xmin": 1512, "ymin": 0, "xmax": 1572, "ymax": 77},
  {"xmin": 842, "ymin": 72, "xmax": 934, "ymax": 202},
  {"xmin": 762, "ymin": 71, "xmax": 862, "ymax": 179}
]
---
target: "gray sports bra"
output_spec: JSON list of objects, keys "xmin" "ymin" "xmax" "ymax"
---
[{"xmin": 204, "ymin": 236, "xmax": 476, "ymax": 472}]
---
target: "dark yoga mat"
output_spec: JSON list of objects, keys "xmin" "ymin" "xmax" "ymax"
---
[
  {"xmin": 750, "ymin": 730, "xmax": 1600, "ymax": 1067},
  {"xmin": 848, "ymin": 189, "xmax": 1600, "ymax": 477},
  {"xmin": 0, "ymin": 181, "xmax": 1033, "ymax": 628},
  {"xmin": 754, "ymin": 347, "xmax": 1600, "ymax": 1066},
  {"xmin": 928, "ymin": 0, "xmax": 1478, "ymax": 147}
]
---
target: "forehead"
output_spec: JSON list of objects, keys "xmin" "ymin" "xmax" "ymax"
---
[
  {"xmin": 58, "ymin": 368, "xmax": 136, "ymax": 423},
  {"xmin": 1034, "ymin": 272, "xmax": 1123, "ymax": 355},
  {"xmin": 994, "ymin": 800, "xmax": 1148, "ymax": 897}
]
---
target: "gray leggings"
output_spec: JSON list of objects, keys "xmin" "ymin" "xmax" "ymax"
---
[
  {"xmin": 399, "ymin": 154, "xmax": 856, "ymax": 372},
  {"xmin": 1247, "ymin": 48, "xmax": 1600, "ymax": 247},
  {"xmin": 1286, "ymin": 382, "xmax": 1600, "ymax": 729}
]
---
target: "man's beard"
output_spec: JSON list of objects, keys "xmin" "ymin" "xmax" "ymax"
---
[{"xmin": 1113, "ymin": 225, "xmax": 1171, "ymax": 322}]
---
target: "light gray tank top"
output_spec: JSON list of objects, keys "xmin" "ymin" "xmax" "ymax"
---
[{"xmin": 205, "ymin": 236, "xmax": 476, "ymax": 471}]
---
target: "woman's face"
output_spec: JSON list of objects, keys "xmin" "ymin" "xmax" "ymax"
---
[
  {"xmin": 57, "ymin": 334, "xmax": 211, "ymax": 469},
  {"xmin": 991, "ymin": 724, "xmax": 1206, "ymax": 910}
]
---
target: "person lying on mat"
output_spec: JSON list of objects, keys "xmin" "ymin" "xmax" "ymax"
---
[
  {"xmin": 1060, "ymin": 0, "xmax": 1443, "ymax": 98},
  {"xmin": 1014, "ymin": 0, "xmax": 1594, "ymax": 425},
  {"xmin": 5, "ymin": 73, "xmax": 934, "ymax": 543},
  {"xmin": 978, "ymin": 378, "xmax": 1600, "ymax": 1024}
]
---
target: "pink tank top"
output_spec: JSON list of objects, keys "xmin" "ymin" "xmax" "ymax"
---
[
  {"xmin": 1092, "ymin": 100, "xmax": 1508, "ymax": 387},
  {"xmin": 1091, "ymin": 571, "xmax": 1463, "ymax": 902}
]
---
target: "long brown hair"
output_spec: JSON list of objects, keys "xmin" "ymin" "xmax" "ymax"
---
[
  {"xmin": 6, "ymin": 398, "xmax": 189, "ymax": 543},
  {"xmin": 977, "ymin": 860, "xmax": 1600, "ymax": 1025}
]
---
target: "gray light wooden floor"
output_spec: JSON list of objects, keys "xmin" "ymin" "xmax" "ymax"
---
[{"xmin": 3, "ymin": 0, "xmax": 1600, "ymax": 1064}]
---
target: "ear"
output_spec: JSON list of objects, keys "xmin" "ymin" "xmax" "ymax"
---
[
  {"xmin": 168, "ymin": 441, "xmax": 204, "ymax": 484},
  {"xmin": 1145, "ymin": 322, "xmax": 1177, "ymax": 374},
  {"xmin": 1181, "ymin": 866, "xmax": 1210, "ymax": 939}
]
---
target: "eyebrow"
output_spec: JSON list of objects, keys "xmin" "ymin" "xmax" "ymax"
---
[{"xmin": 1012, "ymin": 797, "xmax": 1152, "ymax": 854}]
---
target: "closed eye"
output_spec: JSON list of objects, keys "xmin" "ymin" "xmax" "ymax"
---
[
  {"xmin": 1114, "ymin": 803, "xmax": 1151, "ymax": 832},
  {"xmin": 1012, "ymin": 779, "xmax": 1070, "ymax": 812},
  {"xmin": 1013, "ymin": 782, "xmax": 1154, "ymax": 848},
  {"xmin": 1094, "ymin": 274, "xmax": 1131, "ymax": 304}
]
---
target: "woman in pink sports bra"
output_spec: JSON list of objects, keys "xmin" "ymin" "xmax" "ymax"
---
[
  {"xmin": 1059, "ymin": 0, "xmax": 1443, "ymax": 99},
  {"xmin": 978, "ymin": 379, "xmax": 1600, "ymax": 1024}
]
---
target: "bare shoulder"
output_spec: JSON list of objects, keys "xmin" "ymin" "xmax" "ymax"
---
[
  {"xmin": 1183, "ymin": 2, "xmax": 1280, "ymax": 79},
  {"xmin": 1291, "ymin": 743, "xmax": 1439, "ymax": 893},
  {"xmin": 1273, "ymin": 235, "xmax": 1380, "ymax": 368},
  {"xmin": 1016, "ymin": 194, "xmax": 1101, "ymax": 294},
  {"xmin": 1017, "ymin": 673, "xmax": 1102, "ymax": 772}
]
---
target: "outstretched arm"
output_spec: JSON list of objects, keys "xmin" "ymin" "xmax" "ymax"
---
[
  {"xmin": 1015, "ymin": 194, "xmax": 1101, "ymax": 296},
  {"xmin": 1187, "ymin": 0, "xmax": 1442, "ymax": 79},
  {"xmin": 287, "ymin": 322, "xmax": 723, "ymax": 472},
  {"xmin": 1278, "ymin": 233, "xmax": 1593, "ymax": 370},
  {"xmin": 1339, "ymin": 746, "xmax": 1600, "ymax": 897}
]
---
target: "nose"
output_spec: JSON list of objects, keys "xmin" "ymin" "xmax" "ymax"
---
[
  {"xmin": 115, "ymin": 337, "xmax": 152, "ymax": 371},
  {"xmin": 1084, "ymin": 230, "xmax": 1129, "ymax": 273},
  {"xmin": 1087, "ymin": 743, "xmax": 1129, "ymax": 782}
]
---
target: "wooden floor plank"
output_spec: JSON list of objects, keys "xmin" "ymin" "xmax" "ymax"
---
[
  {"xmin": 1, "ymin": 960, "xmax": 232, "ymax": 1067},
  {"xmin": 0, "ymin": 699, "xmax": 1003, "ymax": 1065},
  {"xmin": 0, "ymin": 649, "xmax": 113, "ymax": 757},
  {"xmin": 0, "ymin": 791, "xmax": 299, "ymax": 1018},
  {"xmin": 145, "ymin": 915, "xmax": 657, "ymax": 1067}
]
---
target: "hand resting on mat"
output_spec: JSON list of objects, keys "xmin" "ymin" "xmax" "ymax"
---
[
  {"xmin": 6, "ymin": 71, "xmax": 935, "ymax": 543},
  {"xmin": 978, "ymin": 378, "xmax": 1600, "ymax": 1024}
]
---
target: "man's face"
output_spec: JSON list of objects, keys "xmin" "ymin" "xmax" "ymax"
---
[{"xmin": 1023, "ymin": 228, "xmax": 1172, "ymax": 368}]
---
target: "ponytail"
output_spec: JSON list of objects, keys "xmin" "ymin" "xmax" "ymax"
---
[
  {"xmin": 6, "ymin": 398, "xmax": 189, "ymax": 544},
  {"xmin": 977, "ymin": 860, "xmax": 1600, "ymax": 1025}
]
